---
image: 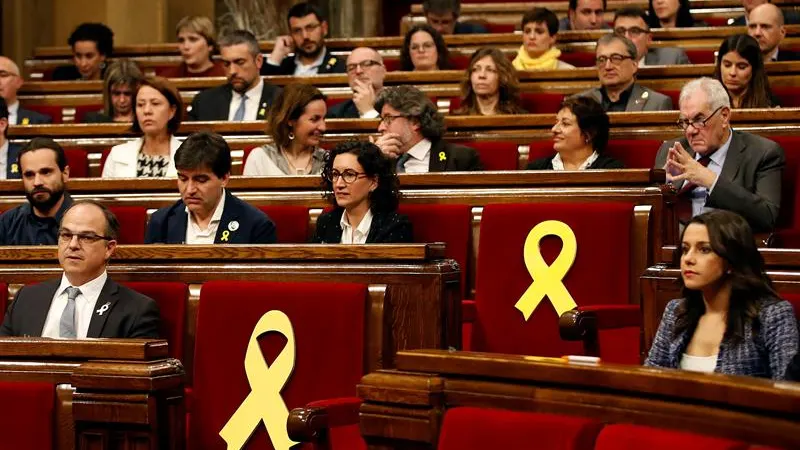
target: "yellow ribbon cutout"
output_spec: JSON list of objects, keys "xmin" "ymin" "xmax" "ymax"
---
[
  {"xmin": 438, "ymin": 151, "xmax": 446, "ymax": 161},
  {"xmin": 514, "ymin": 220, "xmax": 578, "ymax": 321},
  {"xmin": 21, "ymin": 118, "xmax": 29, "ymax": 125},
  {"xmin": 10, "ymin": 164, "xmax": 17, "ymax": 173},
  {"xmin": 220, "ymin": 230, "xmax": 230, "ymax": 242},
  {"xmin": 219, "ymin": 310, "xmax": 298, "ymax": 450}
]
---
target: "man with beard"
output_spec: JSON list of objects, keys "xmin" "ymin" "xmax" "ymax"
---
[
  {"xmin": 187, "ymin": 30, "xmax": 281, "ymax": 121},
  {"xmin": 0, "ymin": 137, "xmax": 73, "ymax": 245},
  {"xmin": 327, "ymin": 47, "xmax": 386, "ymax": 119},
  {"xmin": 262, "ymin": 3, "xmax": 346, "ymax": 76}
]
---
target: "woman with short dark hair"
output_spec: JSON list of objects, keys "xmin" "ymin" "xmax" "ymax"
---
[
  {"xmin": 313, "ymin": 141, "xmax": 413, "ymax": 244},
  {"xmin": 53, "ymin": 22, "xmax": 114, "ymax": 81},
  {"xmin": 400, "ymin": 24, "xmax": 450, "ymax": 71},
  {"xmin": 646, "ymin": 210, "xmax": 798, "ymax": 380},
  {"xmin": 714, "ymin": 34, "xmax": 778, "ymax": 109},
  {"xmin": 527, "ymin": 96, "xmax": 623, "ymax": 170}
]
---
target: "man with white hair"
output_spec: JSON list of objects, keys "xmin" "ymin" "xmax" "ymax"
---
[
  {"xmin": 0, "ymin": 56, "xmax": 51, "ymax": 125},
  {"xmin": 747, "ymin": 3, "xmax": 800, "ymax": 62},
  {"xmin": 654, "ymin": 77, "xmax": 784, "ymax": 232}
]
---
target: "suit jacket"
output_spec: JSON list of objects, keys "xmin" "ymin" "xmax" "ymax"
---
[
  {"xmin": 312, "ymin": 208, "xmax": 413, "ymax": 244},
  {"xmin": 187, "ymin": 82, "xmax": 282, "ymax": 121},
  {"xmin": 645, "ymin": 47, "xmax": 690, "ymax": 66},
  {"xmin": 526, "ymin": 153, "xmax": 624, "ymax": 170},
  {"xmin": 17, "ymin": 108, "xmax": 52, "ymax": 125},
  {"xmin": 6, "ymin": 143, "xmax": 22, "ymax": 179},
  {"xmin": 729, "ymin": 15, "xmax": 746, "ymax": 26},
  {"xmin": 261, "ymin": 48, "xmax": 346, "ymax": 76},
  {"xmin": 0, "ymin": 277, "xmax": 160, "ymax": 338},
  {"xmin": 654, "ymin": 131, "xmax": 785, "ymax": 232},
  {"xmin": 579, "ymin": 83, "xmax": 673, "ymax": 112},
  {"xmin": 326, "ymin": 99, "xmax": 361, "ymax": 119},
  {"xmin": 145, "ymin": 190, "xmax": 277, "ymax": 244},
  {"xmin": 427, "ymin": 139, "xmax": 483, "ymax": 172},
  {"xmin": 454, "ymin": 21, "xmax": 488, "ymax": 34},
  {"xmin": 102, "ymin": 136, "xmax": 182, "ymax": 178},
  {"xmin": 82, "ymin": 110, "xmax": 113, "ymax": 123},
  {"xmin": 776, "ymin": 49, "xmax": 800, "ymax": 62}
]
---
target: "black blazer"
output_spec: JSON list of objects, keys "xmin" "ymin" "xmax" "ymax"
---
[
  {"xmin": 6, "ymin": 143, "xmax": 22, "ymax": 179},
  {"xmin": 428, "ymin": 139, "xmax": 483, "ymax": 172},
  {"xmin": 17, "ymin": 108, "xmax": 52, "ymax": 125},
  {"xmin": 312, "ymin": 208, "xmax": 413, "ymax": 244},
  {"xmin": 187, "ymin": 82, "xmax": 282, "ymax": 121},
  {"xmin": 0, "ymin": 277, "xmax": 160, "ymax": 338},
  {"xmin": 776, "ymin": 49, "xmax": 800, "ymax": 62},
  {"xmin": 145, "ymin": 190, "xmax": 277, "ymax": 244},
  {"xmin": 526, "ymin": 154, "xmax": 625, "ymax": 170},
  {"xmin": 261, "ymin": 48, "xmax": 346, "ymax": 76},
  {"xmin": 786, "ymin": 352, "xmax": 800, "ymax": 381},
  {"xmin": 326, "ymin": 99, "xmax": 361, "ymax": 119},
  {"xmin": 82, "ymin": 110, "xmax": 113, "ymax": 123}
]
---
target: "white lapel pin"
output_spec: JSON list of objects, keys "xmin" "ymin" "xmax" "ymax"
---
[
  {"xmin": 228, "ymin": 221, "xmax": 240, "ymax": 232},
  {"xmin": 96, "ymin": 302, "xmax": 111, "ymax": 316}
]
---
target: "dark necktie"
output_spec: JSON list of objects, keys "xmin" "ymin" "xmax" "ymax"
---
[
  {"xmin": 676, "ymin": 154, "xmax": 713, "ymax": 224},
  {"xmin": 396, "ymin": 153, "xmax": 411, "ymax": 173}
]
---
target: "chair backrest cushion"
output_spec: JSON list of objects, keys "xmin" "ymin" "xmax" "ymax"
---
[
  {"xmin": 595, "ymin": 424, "xmax": 749, "ymax": 450},
  {"xmin": 121, "ymin": 282, "xmax": 188, "ymax": 361}
]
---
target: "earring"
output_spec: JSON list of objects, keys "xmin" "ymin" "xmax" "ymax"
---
[{"xmin": 288, "ymin": 132, "xmax": 295, "ymax": 140}]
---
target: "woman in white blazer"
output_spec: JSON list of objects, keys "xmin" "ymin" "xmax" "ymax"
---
[{"xmin": 102, "ymin": 77, "xmax": 183, "ymax": 178}]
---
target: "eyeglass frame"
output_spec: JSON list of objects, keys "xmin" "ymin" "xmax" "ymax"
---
[
  {"xmin": 595, "ymin": 53, "xmax": 634, "ymax": 66},
  {"xmin": 290, "ymin": 22, "xmax": 322, "ymax": 36},
  {"xmin": 345, "ymin": 60, "xmax": 383, "ymax": 73},
  {"xmin": 613, "ymin": 26, "xmax": 650, "ymax": 38},
  {"xmin": 676, "ymin": 106, "xmax": 724, "ymax": 131},
  {"xmin": 58, "ymin": 229, "xmax": 114, "ymax": 245},
  {"xmin": 326, "ymin": 169, "xmax": 369, "ymax": 184},
  {"xmin": 379, "ymin": 114, "xmax": 409, "ymax": 126}
]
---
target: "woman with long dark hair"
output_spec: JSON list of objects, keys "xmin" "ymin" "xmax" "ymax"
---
[
  {"xmin": 400, "ymin": 24, "xmax": 450, "ymax": 71},
  {"xmin": 453, "ymin": 48, "xmax": 526, "ymax": 116},
  {"xmin": 645, "ymin": 210, "xmax": 798, "ymax": 379},
  {"xmin": 714, "ymin": 34, "xmax": 778, "ymax": 109}
]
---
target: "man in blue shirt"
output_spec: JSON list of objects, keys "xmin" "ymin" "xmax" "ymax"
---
[{"xmin": 0, "ymin": 137, "xmax": 73, "ymax": 245}]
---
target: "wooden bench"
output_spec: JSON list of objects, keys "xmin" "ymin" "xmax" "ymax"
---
[{"xmin": 354, "ymin": 349, "xmax": 800, "ymax": 449}]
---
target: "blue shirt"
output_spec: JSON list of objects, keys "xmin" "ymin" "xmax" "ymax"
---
[
  {"xmin": 0, "ymin": 193, "xmax": 73, "ymax": 245},
  {"xmin": 690, "ymin": 130, "xmax": 733, "ymax": 217}
]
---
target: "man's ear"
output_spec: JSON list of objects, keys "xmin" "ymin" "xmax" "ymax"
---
[{"xmin": 220, "ymin": 173, "xmax": 230, "ymax": 188}]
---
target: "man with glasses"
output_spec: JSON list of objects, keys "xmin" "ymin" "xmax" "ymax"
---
[
  {"xmin": 146, "ymin": 132, "xmax": 276, "ymax": 244},
  {"xmin": 613, "ymin": 8, "xmax": 689, "ymax": 67},
  {"xmin": 263, "ymin": 2, "xmax": 345, "ymax": 76},
  {"xmin": 579, "ymin": 34, "xmax": 673, "ymax": 112},
  {"xmin": 0, "ymin": 200, "xmax": 160, "ymax": 339},
  {"xmin": 371, "ymin": 85, "xmax": 482, "ymax": 173},
  {"xmin": 0, "ymin": 137, "xmax": 74, "ymax": 245},
  {"xmin": 327, "ymin": 47, "xmax": 386, "ymax": 119},
  {"xmin": 0, "ymin": 56, "xmax": 51, "ymax": 125},
  {"xmin": 654, "ymin": 77, "xmax": 784, "ymax": 232}
]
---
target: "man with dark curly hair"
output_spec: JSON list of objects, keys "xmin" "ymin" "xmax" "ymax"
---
[{"xmin": 371, "ymin": 86, "xmax": 483, "ymax": 173}]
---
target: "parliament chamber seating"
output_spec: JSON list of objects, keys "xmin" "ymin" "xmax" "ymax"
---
[
  {"xmin": 108, "ymin": 206, "xmax": 148, "ymax": 244},
  {"xmin": 460, "ymin": 140, "xmax": 520, "ymax": 170},
  {"xmin": 257, "ymin": 205, "xmax": 312, "ymax": 243},
  {"xmin": 64, "ymin": 148, "xmax": 89, "ymax": 178},
  {"xmin": 0, "ymin": 380, "xmax": 54, "ymax": 450}
]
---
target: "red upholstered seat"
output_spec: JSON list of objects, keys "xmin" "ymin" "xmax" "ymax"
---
[
  {"xmin": 0, "ymin": 381, "xmax": 55, "ymax": 450},
  {"xmin": 560, "ymin": 51, "xmax": 597, "ymax": 67},
  {"xmin": 769, "ymin": 136, "xmax": 800, "ymax": 246},
  {"xmin": 120, "ymin": 282, "xmax": 188, "ymax": 361},
  {"xmin": 73, "ymin": 105, "xmax": 103, "ymax": 123},
  {"xmin": 484, "ymin": 22, "xmax": 516, "ymax": 33},
  {"xmin": 520, "ymin": 93, "xmax": 565, "ymax": 114},
  {"xmin": 0, "ymin": 282, "xmax": 7, "ymax": 313},
  {"xmin": 773, "ymin": 87, "xmax": 800, "ymax": 108},
  {"xmin": 190, "ymin": 281, "xmax": 369, "ymax": 450},
  {"xmin": 64, "ymin": 148, "xmax": 89, "ymax": 178},
  {"xmin": 662, "ymin": 90, "xmax": 681, "ymax": 109},
  {"xmin": 595, "ymin": 424, "xmax": 749, "ymax": 450},
  {"xmin": 257, "ymin": 206, "xmax": 310, "ymax": 243},
  {"xmin": 528, "ymin": 140, "xmax": 556, "ymax": 164},
  {"xmin": 472, "ymin": 202, "xmax": 639, "ymax": 362},
  {"xmin": 438, "ymin": 407, "xmax": 602, "ymax": 450},
  {"xmin": 451, "ymin": 54, "xmax": 471, "ymax": 70},
  {"xmin": 775, "ymin": 293, "xmax": 800, "ymax": 321},
  {"xmin": 384, "ymin": 58, "xmax": 400, "ymax": 72},
  {"xmin": 22, "ymin": 105, "xmax": 65, "ymax": 123},
  {"xmin": 461, "ymin": 141, "xmax": 520, "ymax": 170},
  {"xmin": 604, "ymin": 139, "xmax": 662, "ymax": 169},
  {"xmin": 108, "ymin": 206, "xmax": 148, "ymax": 244},
  {"xmin": 685, "ymin": 50, "xmax": 715, "ymax": 64}
]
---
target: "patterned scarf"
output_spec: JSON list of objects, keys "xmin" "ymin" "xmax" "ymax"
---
[{"xmin": 512, "ymin": 47, "xmax": 563, "ymax": 71}]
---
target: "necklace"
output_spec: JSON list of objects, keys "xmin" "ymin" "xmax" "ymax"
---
[{"xmin": 280, "ymin": 147, "xmax": 314, "ymax": 175}]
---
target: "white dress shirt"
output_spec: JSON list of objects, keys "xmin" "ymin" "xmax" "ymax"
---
[
  {"xmin": 689, "ymin": 130, "xmax": 732, "ymax": 217},
  {"xmin": 185, "ymin": 189, "xmax": 226, "ymax": 244},
  {"xmin": 340, "ymin": 209, "xmax": 373, "ymax": 244},
  {"xmin": 551, "ymin": 151, "xmax": 599, "ymax": 171},
  {"xmin": 0, "ymin": 140, "xmax": 8, "ymax": 179},
  {"xmin": 293, "ymin": 48, "xmax": 327, "ymax": 76},
  {"xmin": 402, "ymin": 139, "xmax": 432, "ymax": 173},
  {"xmin": 227, "ymin": 79, "xmax": 265, "ymax": 121},
  {"xmin": 41, "ymin": 271, "xmax": 108, "ymax": 339},
  {"xmin": 679, "ymin": 353, "xmax": 718, "ymax": 373},
  {"xmin": 7, "ymin": 101, "xmax": 19, "ymax": 125}
]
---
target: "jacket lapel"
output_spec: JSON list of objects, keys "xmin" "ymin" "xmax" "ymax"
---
[
  {"xmin": 86, "ymin": 279, "xmax": 120, "ymax": 338},
  {"xmin": 365, "ymin": 211, "xmax": 384, "ymax": 243},
  {"xmin": 319, "ymin": 49, "xmax": 340, "ymax": 74},
  {"xmin": 256, "ymin": 80, "xmax": 270, "ymax": 120},
  {"xmin": 716, "ymin": 131, "xmax": 744, "ymax": 184},
  {"xmin": 626, "ymin": 84, "xmax": 648, "ymax": 112},
  {"xmin": 29, "ymin": 280, "xmax": 61, "ymax": 337},
  {"xmin": 222, "ymin": 86, "xmax": 234, "ymax": 120},
  {"xmin": 168, "ymin": 206, "xmax": 189, "ymax": 244},
  {"xmin": 7, "ymin": 144, "xmax": 21, "ymax": 179},
  {"xmin": 428, "ymin": 139, "xmax": 448, "ymax": 172},
  {"xmin": 214, "ymin": 191, "xmax": 236, "ymax": 243}
]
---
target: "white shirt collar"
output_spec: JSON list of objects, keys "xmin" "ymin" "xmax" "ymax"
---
[
  {"xmin": 770, "ymin": 48, "xmax": 780, "ymax": 62},
  {"xmin": 407, "ymin": 138, "xmax": 432, "ymax": 161},
  {"xmin": 295, "ymin": 47, "xmax": 328, "ymax": 72},
  {"xmin": 340, "ymin": 209, "xmax": 374, "ymax": 244},
  {"xmin": 7, "ymin": 101, "xmax": 19, "ymax": 125},
  {"xmin": 701, "ymin": 129, "xmax": 733, "ymax": 166},
  {"xmin": 241, "ymin": 78, "xmax": 263, "ymax": 100},
  {"xmin": 185, "ymin": 188, "xmax": 226, "ymax": 229},
  {"xmin": 551, "ymin": 151, "xmax": 599, "ymax": 170},
  {"xmin": 57, "ymin": 270, "xmax": 108, "ymax": 301},
  {"xmin": 638, "ymin": 55, "xmax": 646, "ymax": 67}
]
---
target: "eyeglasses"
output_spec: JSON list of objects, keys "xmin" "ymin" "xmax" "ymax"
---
[
  {"xmin": 58, "ymin": 230, "xmax": 113, "ymax": 245},
  {"xmin": 346, "ymin": 60, "xmax": 383, "ymax": 73},
  {"xmin": 326, "ymin": 169, "xmax": 368, "ymax": 184},
  {"xmin": 595, "ymin": 54, "xmax": 634, "ymax": 66},
  {"xmin": 290, "ymin": 22, "xmax": 322, "ymax": 36},
  {"xmin": 410, "ymin": 42, "xmax": 435, "ymax": 53},
  {"xmin": 676, "ymin": 106, "xmax": 724, "ymax": 131},
  {"xmin": 614, "ymin": 26, "xmax": 650, "ymax": 37},
  {"xmin": 379, "ymin": 114, "xmax": 408, "ymax": 125}
]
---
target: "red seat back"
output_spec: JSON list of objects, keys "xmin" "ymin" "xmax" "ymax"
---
[
  {"xmin": 438, "ymin": 407, "xmax": 602, "ymax": 450},
  {"xmin": 473, "ymin": 202, "xmax": 633, "ymax": 357},
  {"xmin": 120, "ymin": 282, "xmax": 188, "ymax": 361},
  {"xmin": 23, "ymin": 105, "xmax": 64, "ymax": 123},
  {"xmin": 108, "ymin": 206, "xmax": 148, "ymax": 244},
  {"xmin": 399, "ymin": 204, "xmax": 472, "ymax": 292},
  {"xmin": 604, "ymin": 139, "xmax": 662, "ymax": 169},
  {"xmin": 773, "ymin": 86, "xmax": 800, "ymax": 108},
  {"xmin": 685, "ymin": 50, "xmax": 716, "ymax": 64},
  {"xmin": 257, "ymin": 206, "xmax": 310, "ymax": 243},
  {"xmin": 73, "ymin": 105, "xmax": 103, "ymax": 123},
  {"xmin": 595, "ymin": 424, "xmax": 749, "ymax": 450},
  {"xmin": 0, "ymin": 282, "xmax": 8, "ymax": 313},
  {"xmin": 463, "ymin": 141, "xmax": 520, "ymax": 170},
  {"xmin": 528, "ymin": 140, "xmax": 556, "ymax": 163},
  {"xmin": 190, "ymin": 281, "xmax": 368, "ymax": 450},
  {"xmin": 771, "ymin": 136, "xmax": 800, "ymax": 231},
  {"xmin": 662, "ymin": 90, "xmax": 681, "ymax": 109},
  {"xmin": 0, "ymin": 381, "xmax": 55, "ymax": 450},
  {"xmin": 450, "ymin": 54, "xmax": 471, "ymax": 70},
  {"xmin": 560, "ymin": 51, "xmax": 597, "ymax": 68},
  {"xmin": 64, "ymin": 148, "xmax": 89, "ymax": 178},
  {"xmin": 775, "ymin": 292, "xmax": 800, "ymax": 321},
  {"xmin": 520, "ymin": 93, "xmax": 564, "ymax": 115}
]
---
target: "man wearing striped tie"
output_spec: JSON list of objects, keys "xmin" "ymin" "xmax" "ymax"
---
[{"xmin": 0, "ymin": 200, "xmax": 160, "ymax": 338}]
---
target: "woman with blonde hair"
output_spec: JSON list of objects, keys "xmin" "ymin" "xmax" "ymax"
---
[
  {"xmin": 161, "ymin": 16, "xmax": 225, "ymax": 78},
  {"xmin": 84, "ymin": 59, "xmax": 144, "ymax": 123}
]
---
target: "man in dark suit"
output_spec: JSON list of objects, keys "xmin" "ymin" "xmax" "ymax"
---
[
  {"xmin": 327, "ymin": 47, "xmax": 386, "ymax": 119},
  {"xmin": 423, "ymin": 0, "xmax": 488, "ymax": 34},
  {"xmin": 747, "ymin": 4, "xmax": 800, "ymax": 63},
  {"xmin": 0, "ymin": 56, "xmax": 52, "ymax": 125},
  {"xmin": 146, "ymin": 132, "xmax": 277, "ymax": 244},
  {"xmin": 613, "ymin": 8, "xmax": 690, "ymax": 67},
  {"xmin": 0, "ymin": 200, "xmax": 160, "ymax": 338},
  {"xmin": 371, "ymin": 86, "xmax": 482, "ymax": 173},
  {"xmin": 262, "ymin": 3, "xmax": 346, "ymax": 76},
  {"xmin": 654, "ymin": 77, "xmax": 784, "ymax": 233},
  {"xmin": 188, "ymin": 30, "xmax": 281, "ymax": 122},
  {"xmin": 0, "ymin": 98, "xmax": 22, "ymax": 180}
]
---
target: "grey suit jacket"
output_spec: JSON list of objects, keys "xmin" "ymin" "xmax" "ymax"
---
[
  {"xmin": 654, "ymin": 131, "xmax": 785, "ymax": 232},
  {"xmin": 0, "ymin": 277, "xmax": 160, "ymax": 338},
  {"xmin": 645, "ymin": 47, "xmax": 690, "ymax": 66},
  {"xmin": 579, "ymin": 83, "xmax": 673, "ymax": 112}
]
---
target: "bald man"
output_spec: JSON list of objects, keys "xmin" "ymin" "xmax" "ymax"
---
[
  {"xmin": 730, "ymin": 0, "xmax": 800, "ymax": 26},
  {"xmin": 326, "ymin": 47, "xmax": 386, "ymax": 119},
  {"xmin": 0, "ymin": 57, "xmax": 51, "ymax": 125},
  {"xmin": 748, "ymin": 4, "xmax": 800, "ymax": 62}
]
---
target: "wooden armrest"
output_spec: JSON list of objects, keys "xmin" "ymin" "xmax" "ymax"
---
[{"xmin": 287, "ymin": 397, "xmax": 361, "ymax": 443}]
